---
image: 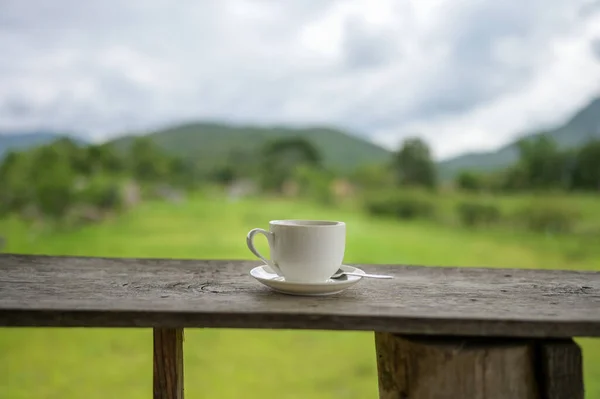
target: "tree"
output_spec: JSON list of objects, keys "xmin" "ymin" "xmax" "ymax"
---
[
  {"xmin": 28, "ymin": 145, "xmax": 76, "ymax": 220},
  {"xmin": 0, "ymin": 151, "xmax": 32, "ymax": 214},
  {"xmin": 209, "ymin": 148, "xmax": 258, "ymax": 185},
  {"xmin": 293, "ymin": 164, "xmax": 335, "ymax": 205},
  {"xmin": 87, "ymin": 143, "xmax": 124, "ymax": 175},
  {"xmin": 514, "ymin": 135, "xmax": 567, "ymax": 190},
  {"xmin": 226, "ymin": 148, "xmax": 257, "ymax": 180},
  {"xmin": 210, "ymin": 165, "xmax": 236, "ymax": 185},
  {"xmin": 260, "ymin": 137, "xmax": 322, "ymax": 191},
  {"xmin": 496, "ymin": 164, "xmax": 529, "ymax": 192},
  {"xmin": 393, "ymin": 137, "xmax": 437, "ymax": 188},
  {"xmin": 571, "ymin": 140, "xmax": 600, "ymax": 190},
  {"xmin": 455, "ymin": 170, "xmax": 485, "ymax": 192},
  {"xmin": 350, "ymin": 163, "xmax": 394, "ymax": 190},
  {"xmin": 49, "ymin": 137, "xmax": 86, "ymax": 174},
  {"xmin": 129, "ymin": 137, "xmax": 169, "ymax": 182},
  {"xmin": 0, "ymin": 151, "xmax": 22, "ymax": 181}
]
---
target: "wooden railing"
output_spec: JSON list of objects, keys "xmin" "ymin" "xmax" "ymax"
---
[{"xmin": 1, "ymin": 254, "xmax": 599, "ymax": 398}]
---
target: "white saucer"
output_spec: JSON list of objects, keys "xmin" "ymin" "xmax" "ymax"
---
[{"xmin": 250, "ymin": 264, "xmax": 364, "ymax": 296}]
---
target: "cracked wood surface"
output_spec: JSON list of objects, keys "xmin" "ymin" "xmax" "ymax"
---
[{"xmin": 1, "ymin": 254, "xmax": 599, "ymax": 337}]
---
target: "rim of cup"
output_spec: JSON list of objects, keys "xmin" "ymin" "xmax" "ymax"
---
[{"xmin": 269, "ymin": 219, "xmax": 345, "ymax": 227}]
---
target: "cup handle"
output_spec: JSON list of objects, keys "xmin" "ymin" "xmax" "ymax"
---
[{"xmin": 246, "ymin": 228, "xmax": 282, "ymax": 275}]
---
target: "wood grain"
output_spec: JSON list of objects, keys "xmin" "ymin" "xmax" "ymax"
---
[
  {"xmin": 536, "ymin": 339, "xmax": 584, "ymax": 399},
  {"xmin": 1, "ymin": 254, "xmax": 599, "ymax": 337},
  {"xmin": 153, "ymin": 328, "xmax": 184, "ymax": 399},
  {"xmin": 375, "ymin": 333, "xmax": 539, "ymax": 399}
]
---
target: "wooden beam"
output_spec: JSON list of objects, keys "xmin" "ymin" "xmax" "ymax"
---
[
  {"xmin": 153, "ymin": 328, "xmax": 184, "ymax": 399},
  {"xmin": 375, "ymin": 333, "xmax": 538, "ymax": 399},
  {"xmin": 1, "ymin": 254, "xmax": 600, "ymax": 337},
  {"xmin": 536, "ymin": 339, "xmax": 584, "ymax": 399}
]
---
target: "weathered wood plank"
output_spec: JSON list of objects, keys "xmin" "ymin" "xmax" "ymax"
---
[
  {"xmin": 154, "ymin": 328, "xmax": 184, "ymax": 399},
  {"xmin": 374, "ymin": 333, "xmax": 539, "ymax": 399},
  {"xmin": 1, "ymin": 254, "xmax": 599, "ymax": 337},
  {"xmin": 536, "ymin": 339, "xmax": 584, "ymax": 399}
]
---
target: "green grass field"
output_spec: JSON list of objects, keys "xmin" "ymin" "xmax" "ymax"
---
[{"xmin": 1, "ymin": 194, "xmax": 599, "ymax": 398}]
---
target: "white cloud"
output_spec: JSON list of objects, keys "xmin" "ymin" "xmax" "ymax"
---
[
  {"xmin": 372, "ymin": 5, "xmax": 600, "ymax": 159},
  {"xmin": 0, "ymin": 0, "xmax": 598, "ymax": 158}
]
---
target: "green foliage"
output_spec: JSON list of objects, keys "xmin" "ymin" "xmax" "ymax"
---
[
  {"xmin": 166, "ymin": 157, "xmax": 198, "ymax": 189},
  {"xmin": 210, "ymin": 165, "xmax": 236, "ymax": 185},
  {"xmin": 513, "ymin": 201, "xmax": 579, "ymax": 234},
  {"xmin": 455, "ymin": 170, "xmax": 486, "ymax": 191},
  {"xmin": 293, "ymin": 165, "xmax": 335, "ymax": 205},
  {"xmin": 571, "ymin": 140, "xmax": 600, "ymax": 190},
  {"xmin": 18, "ymin": 145, "xmax": 77, "ymax": 221},
  {"xmin": 0, "ymin": 134, "xmax": 196, "ymax": 225},
  {"xmin": 0, "ymin": 151, "xmax": 32, "ymax": 215},
  {"xmin": 129, "ymin": 137, "xmax": 171, "ymax": 182},
  {"xmin": 260, "ymin": 137, "xmax": 322, "ymax": 191},
  {"xmin": 484, "ymin": 137, "xmax": 600, "ymax": 193},
  {"xmin": 456, "ymin": 201, "xmax": 501, "ymax": 227},
  {"xmin": 109, "ymin": 122, "xmax": 391, "ymax": 174},
  {"xmin": 33, "ymin": 160, "xmax": 76, "ymax": 220},
  {"xmin": 86, "ymin": 143, "xmax": 124, "ymax": 175},
  {"xmin": 207, "ymin": 148, "xmax": 256, "ymax": 185},
  {"xmin": 350, "ymin": 163, "xmax": 394, "ymax": 190},
  {"xmin": 494, "ymin": 165, "xmax": 522, "ymax": 191},
  {"xmin": 515, "ymin": 135, "xmax": 568, "ymax": 189},
  {"xmin": 393, "ymin": 137, "xmax": 437, "ymax": 188},
  {"xmin": 364, "ymin": 190, "xmax": 436, "ymax": 220},
  {"xmin": 48, "ymin": 137, "xmax": 86, "ymax": 173},
  {"xmin": 77, "ymin": 177, "xmax": 123, "ymax": 212}
]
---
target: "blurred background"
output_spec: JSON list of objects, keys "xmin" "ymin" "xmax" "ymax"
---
[{"xmin": 1, "ymin": 0, "xmax": 599, "ymax": 398}]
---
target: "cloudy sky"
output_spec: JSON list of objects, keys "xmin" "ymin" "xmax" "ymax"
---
[{"xmin": 1, "ymin": 0, "xmax": 600, "ymax": 160}]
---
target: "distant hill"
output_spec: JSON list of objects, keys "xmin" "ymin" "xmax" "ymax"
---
[
  {"xmin": 0, "ymin": 131, "xmax": 87, "ymax": 158},
  {"xmin": 438, "ymin": 97, "xmax": 600, "ymax": 178},
  {"xmin": 110, "ymin": 122, "xmax": 392, "ymax": 172}
]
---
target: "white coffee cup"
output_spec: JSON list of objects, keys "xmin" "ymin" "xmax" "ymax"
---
[{"xmin": 246, "ymin": 220, "xmax": 346, "ymax": 283}]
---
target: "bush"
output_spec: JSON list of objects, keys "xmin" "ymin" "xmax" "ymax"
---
[
  {"xmin": 456, "ymin": 201, "xmax": 501, "ymax": 227},
  {"xmin": 350, "ymin": 163, "xmax": 395, "ymax": 190},
  {"xmin": 0, "ymin": 183, "xmax": 31, "ymax": 216},
  {"xmin": 455, "ymin": 170, "xmax": 486, "ymax": 192},
  {"xmin": 513, "ymin": 202, "xmax": 579, "ymax": 234},
  {"xmin": 34, "ymin": 178, "xmax": 76, "ymax": 220},
  {"xmin": 293, "ymin": 165, "xmax": 335, "ymax": 205},
  {"xmin": 364, "ymin": 191, "xmax": 436, "ymax": 220},
  {"xmin": 77, "ymin": 178, "xmax": 123, "ymax": 212}
]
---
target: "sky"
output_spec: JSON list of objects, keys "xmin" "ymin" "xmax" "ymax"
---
[{"xmin": 1, "ymin": 0, "xmax": 600, "ymax": 160}]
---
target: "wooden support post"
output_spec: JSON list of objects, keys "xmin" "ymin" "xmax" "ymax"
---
[
  {"xmin": 536, "ymin": 339, "xmax": 584, "ymax": 399},
  {"xmin": 374, "ymin": 333, "xmax": 585, "ymax": 399},
  {"xmin": 153, "ymin": 328, "xmax": 184, "ymax": 399}
]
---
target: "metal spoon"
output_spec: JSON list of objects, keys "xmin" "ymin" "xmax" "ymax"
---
[{"xmin": 331, "ymin": 269, "xmax": 393, "ymax": 279}]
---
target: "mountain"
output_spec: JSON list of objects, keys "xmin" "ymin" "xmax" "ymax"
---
[
  {"xmin": 110, "ymin": 122, "xmax": 392, "ymax": 172},
  {"xmin": 0, "ymin": 131, "xmax": 87, "ymax": 158},
  {"xmin": 438, "ymin": 97, "xmax": 600, "ymax": 178}
]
